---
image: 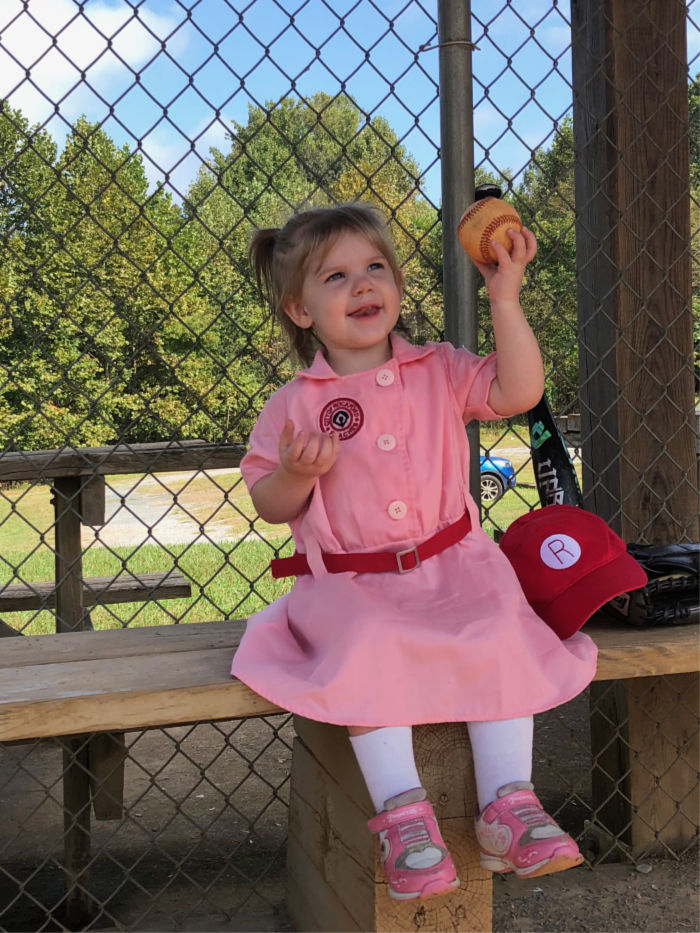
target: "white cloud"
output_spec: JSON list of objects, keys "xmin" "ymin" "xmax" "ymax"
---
[{"xmin": 0, "ymin": 0, "xmax": 183, "ymax": 129}]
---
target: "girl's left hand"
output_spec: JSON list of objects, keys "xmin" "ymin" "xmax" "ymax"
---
[{"xmin": 472, "ymin": 226, "xmax": 537, "ymax": 302}]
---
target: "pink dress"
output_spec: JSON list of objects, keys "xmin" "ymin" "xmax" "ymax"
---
[{"xmin": 231, "ymin": 334, "xmax": 597, "ymax": 726}]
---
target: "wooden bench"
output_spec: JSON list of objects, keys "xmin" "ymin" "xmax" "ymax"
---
[
  {"xmin": 0, "ymin": 570, "xmax": 191, "ymax": 635},
  {"xmin": 0, "ymin": 440, "xmax": 245, "ymax": 637},
  {"xmin": 0, "ymin": 618, "xmax": 696, "ymax": 932},
  {"xmin": 0, "ymin": 441, "xmax": 245, "ymax": 923}
]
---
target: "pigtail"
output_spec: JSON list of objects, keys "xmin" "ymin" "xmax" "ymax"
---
[
  {"xmin": 248, "ymin": 227, "xmax": 280, "ymax": 310},
  {"xmin": 248, "ymin": 225, "xmax": 318, "ymax": 367}
]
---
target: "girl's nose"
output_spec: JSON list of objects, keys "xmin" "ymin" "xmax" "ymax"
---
[{"xmin": 352, "ymin": 273, "xmax": 372, "ymax": 293}]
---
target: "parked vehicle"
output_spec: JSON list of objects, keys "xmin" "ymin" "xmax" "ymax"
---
[{"xmin": 479, "ymin": 454, "xmax": 516, "ymax": 504}]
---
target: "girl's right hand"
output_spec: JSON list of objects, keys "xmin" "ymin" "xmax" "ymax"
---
[{"xmin": 278, "ymin": 419, "xmax": 339, "ymax": 478}]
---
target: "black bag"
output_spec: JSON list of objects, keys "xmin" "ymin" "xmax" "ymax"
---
[{"xmin": 602, "ymin": 542, "xmax": 699, "ymax": 626}]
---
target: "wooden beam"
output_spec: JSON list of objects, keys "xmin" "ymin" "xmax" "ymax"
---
[
  {"xmin": 0, "ymin": 440, "xmax": 246, "ymax": 482},
  {"xmin": 572, "ymin": 0, "xmax": 699, "ymax": 543},
  {"xmin": 0, "ymin": 570, "xmax": 191, "ymax": 611},
  {"xmin": 572, "ymin": 0, "xmax": 699, "ymax": 857}
]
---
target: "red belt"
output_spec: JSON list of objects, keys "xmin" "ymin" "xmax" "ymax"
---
[{"xmin": 270, "ymin": 511, "xmax": 471, "ymax": 578}]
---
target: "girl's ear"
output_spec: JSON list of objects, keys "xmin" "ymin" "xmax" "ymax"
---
[{"xmin": 282, "ymin": 298, "xmax": 313, "ymax": 329}]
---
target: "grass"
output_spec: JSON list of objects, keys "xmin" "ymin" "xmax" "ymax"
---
[
  {"xmin": 480, "ymin": 421, "xmax": 531, "ymax": 450},
  {"xmin": 0, "ymin": 438, "xmax": 580, "ymax": 635},
  {"xmin": 1, "ymin": 537, "xmax": 296, "ymax": 636}
]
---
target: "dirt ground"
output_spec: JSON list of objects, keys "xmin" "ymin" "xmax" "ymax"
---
[
  {"xmin": 491, "ymin": 852, "xmax": 699, "ymax": 932},
  {"xmin": 0, "ymin": 712, "xmax": 697, "ymax": 933}
]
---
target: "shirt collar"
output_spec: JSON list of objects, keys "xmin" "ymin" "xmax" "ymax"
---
[{"xmin": 297, "ymin": 333, "xmax": 436, "ymax": 381}]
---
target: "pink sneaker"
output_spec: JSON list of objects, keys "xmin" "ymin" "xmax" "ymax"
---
[
  {"xmin": 474, "ymin": 781, "xmax": 583, "ymax": 878},
  {"xmin": 367, "ymin": 788, "xmax": 460, "ymax": 900}
]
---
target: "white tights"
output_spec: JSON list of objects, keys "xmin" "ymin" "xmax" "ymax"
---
[{"xmin": 350, "ymin": 717, "xmax": 534, "ymax": 813}]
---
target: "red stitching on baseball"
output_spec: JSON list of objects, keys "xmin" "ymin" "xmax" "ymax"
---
[
  {"xmin": 457, "ymin": 198, "xmax": 490, "ymax": 233},
  {"xmin": 478, "ymin": 213, "xmax": 520, "ymax": 262}
]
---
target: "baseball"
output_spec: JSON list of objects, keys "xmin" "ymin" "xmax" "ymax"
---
[{"xmin": 457, "ymin": 197, "xmax": 522, "ymax": 264}]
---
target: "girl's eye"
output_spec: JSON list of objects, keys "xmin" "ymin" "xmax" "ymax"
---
[{"xmin": 325, "ymin": 271, "xmax": 343, "ymax": 282}]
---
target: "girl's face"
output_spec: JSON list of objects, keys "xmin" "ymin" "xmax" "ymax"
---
[{"xmin": 283, "ymin": 230, "xmax": 402, "ymax": 375}]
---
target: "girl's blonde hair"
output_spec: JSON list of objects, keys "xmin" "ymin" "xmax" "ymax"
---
[{"xmin": 249, "ymin": 202, "xmax": 402, "ymax": 366}]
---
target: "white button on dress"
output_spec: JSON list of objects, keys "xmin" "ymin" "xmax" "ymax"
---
[
  {"xmin": 387, "ymin": 500, "xmax": 407, "ymax": 520},
  {"xmin": 377, "ymin": 434, "xmax": 397, "ymax": 451},
  {"xmin": 376, "ymin": 369, "xmax": 395, "ymax": 386}
]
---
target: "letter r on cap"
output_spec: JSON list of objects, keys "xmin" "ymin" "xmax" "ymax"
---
[{"xmin": 539, "ymin": 533, "xmax": 581, "ymax": 570}]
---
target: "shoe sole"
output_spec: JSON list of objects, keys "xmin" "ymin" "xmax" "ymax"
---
[
  {"xmin": 387, "ymin": 876, "xmax": 460, "ymax": 900},
  {"xmin": 482, "ymin": 852, "xmax": 583, "ymax": 879}
]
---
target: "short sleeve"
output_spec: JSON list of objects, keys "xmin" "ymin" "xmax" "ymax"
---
[
  {"xmin": 434, "ymin": 343, "xmax": 502, "ymax": 422},
  {"xmin": 239, "ymin": 389, "xmax": 288, "ymax": 493}
]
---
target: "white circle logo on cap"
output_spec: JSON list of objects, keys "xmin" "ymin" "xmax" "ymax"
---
[{"xmin": 540, "ymin": 533, "xmax": 582, "ymax": 570}]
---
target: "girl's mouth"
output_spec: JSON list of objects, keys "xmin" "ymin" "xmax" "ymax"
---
[{"xmin": 349, "ymin": 305, "xmax": 380, "ymax": 319}]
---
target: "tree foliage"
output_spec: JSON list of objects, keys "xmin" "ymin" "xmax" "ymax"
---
[{"xmin": 0, "ymin": 81, "xmax": 697, "ymax": 451}]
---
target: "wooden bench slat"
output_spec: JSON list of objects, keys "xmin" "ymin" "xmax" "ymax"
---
[
  {"xmin": 0, "ymin": 570, "xmax": 191, "ymax": 612},
  {"xmin": 0, "ymin": 620, "xmax": 696, "ymax": 742},
  {"xmin": 0, "ymin": 619, "xmax": 244, "ymax": 668},
  {"xmin": 585, "ymin": 619, "xmax": 699, "ymax": 679},
  {"xmin": 0, "ymin": 647, "xmax": 281, "ymax": 741}
]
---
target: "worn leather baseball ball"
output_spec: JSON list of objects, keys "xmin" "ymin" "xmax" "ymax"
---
[{"xmin": 457, "ymin": 196, "xmax": 522, "ymax": 264}]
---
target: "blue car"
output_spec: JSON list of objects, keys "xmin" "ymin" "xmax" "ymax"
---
[{"xmin": 479, "ymin": 454, "xmax": 516, "ymax": 504}]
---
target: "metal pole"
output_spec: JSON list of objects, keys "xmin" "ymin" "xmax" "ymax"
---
[{"xmin": 437, "ymin": 0, "xmax": 481, "ymax": 502}]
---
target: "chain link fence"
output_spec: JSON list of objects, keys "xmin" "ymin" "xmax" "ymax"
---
[{"xmin": 0, "ymin": 0, "xmax": 697, "ymax": 929}]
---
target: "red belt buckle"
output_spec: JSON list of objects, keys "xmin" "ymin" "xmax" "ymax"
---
[{"xmin": 396, "ymin": 546, "xmax": 420, "ymax": 573}]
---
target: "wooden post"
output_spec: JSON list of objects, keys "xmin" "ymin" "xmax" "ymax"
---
[
  {"xmin": 53, "ymin": 477, "xmax": 94, "ymax": 924},
  {"xmin": 571, "ymin": 0, "xmax": 700, "ymax": 855},
  {"xmin": 77, "ymin": 474, "xmax": 106, "ymax": 527},
  {"xmin": 88, "ymin": 732, "xmax": 127, "ymax": 821},
  {"xmin": 60, "ymin": 736, "xmax": 94, "ymax": 927},
  {"xmin": 53, "ymin": 476, "xmax": 87, "ymax": 635},
  {"xmin": 286, "ymin": 719, "xmax": 491, "ymax": 933}
]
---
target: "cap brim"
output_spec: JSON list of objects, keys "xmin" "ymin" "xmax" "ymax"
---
[{"xmin": 532, "ymin": 551, "xmax": 648, "ymax": 639}]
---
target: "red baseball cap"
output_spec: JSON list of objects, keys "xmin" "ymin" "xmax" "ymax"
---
[{"xmin": 499, "ymin": 505, "xmax": 648, "ymax": 639}]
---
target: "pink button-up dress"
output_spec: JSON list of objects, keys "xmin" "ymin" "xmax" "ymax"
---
[{"xmin": 231, "ymin": 334, "xmax": 597, "ymax": 726}]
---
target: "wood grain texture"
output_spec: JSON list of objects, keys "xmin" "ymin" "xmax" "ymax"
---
[
  {"xmin": 586, "ymin": 619, "xmax": 700, "ymax": 679},
  {"xmin": 591, "ymin": 671, "xmax": 699, "ymax": 855},
  {"xmin": 0, "ymin": 620, "xmax": 696, "ymax": 741},
  {"xmin": 571, "ymin": 0, "xmax": 698, "ymax": 541},
  {"xmin": 0, "ymin": 621, "xmax": 282, "ymax": 741},
  {"xmin": 626, "ymin": 672, "xmax": 699, "ymax": 853},
  {"xmin": 288, "ymin": 718, "xmax": 491, "ymax": 933}
]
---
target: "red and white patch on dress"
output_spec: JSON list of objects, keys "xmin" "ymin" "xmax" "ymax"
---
[{"xmin": 319, "ymin": 397, "xmax": 364, "ymax": 440}]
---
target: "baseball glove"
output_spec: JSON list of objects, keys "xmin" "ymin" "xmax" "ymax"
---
[{"xmin": 602, "ymin": 542, "xmax": 699, "ymax": 626}]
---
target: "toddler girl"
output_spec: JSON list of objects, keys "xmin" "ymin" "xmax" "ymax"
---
[{"xmin": 232, "ymin": 202, "xmax": 597, "ymax": 901}]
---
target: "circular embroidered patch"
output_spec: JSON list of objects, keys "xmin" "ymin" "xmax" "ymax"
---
[
  {"xmin": 319, "ymin": 397, "xmax": 364, "ymax": 440},
  {"xmin": 539, "ymin": 533, "xmax": 582, "ymax": 570}
]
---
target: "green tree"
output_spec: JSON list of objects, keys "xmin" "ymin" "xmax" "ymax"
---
[
  {"xmin": 0, "ymin": 113, "xmax": 212, "ymax": 448},
  {"xmin": 514, "ymin": 117, "xmax": 579, "ymax": 412}
]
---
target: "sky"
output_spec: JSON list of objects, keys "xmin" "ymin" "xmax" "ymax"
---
[{"xmin": 1, "ymin": 0, "xmax": 698, "ymax": 205}]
